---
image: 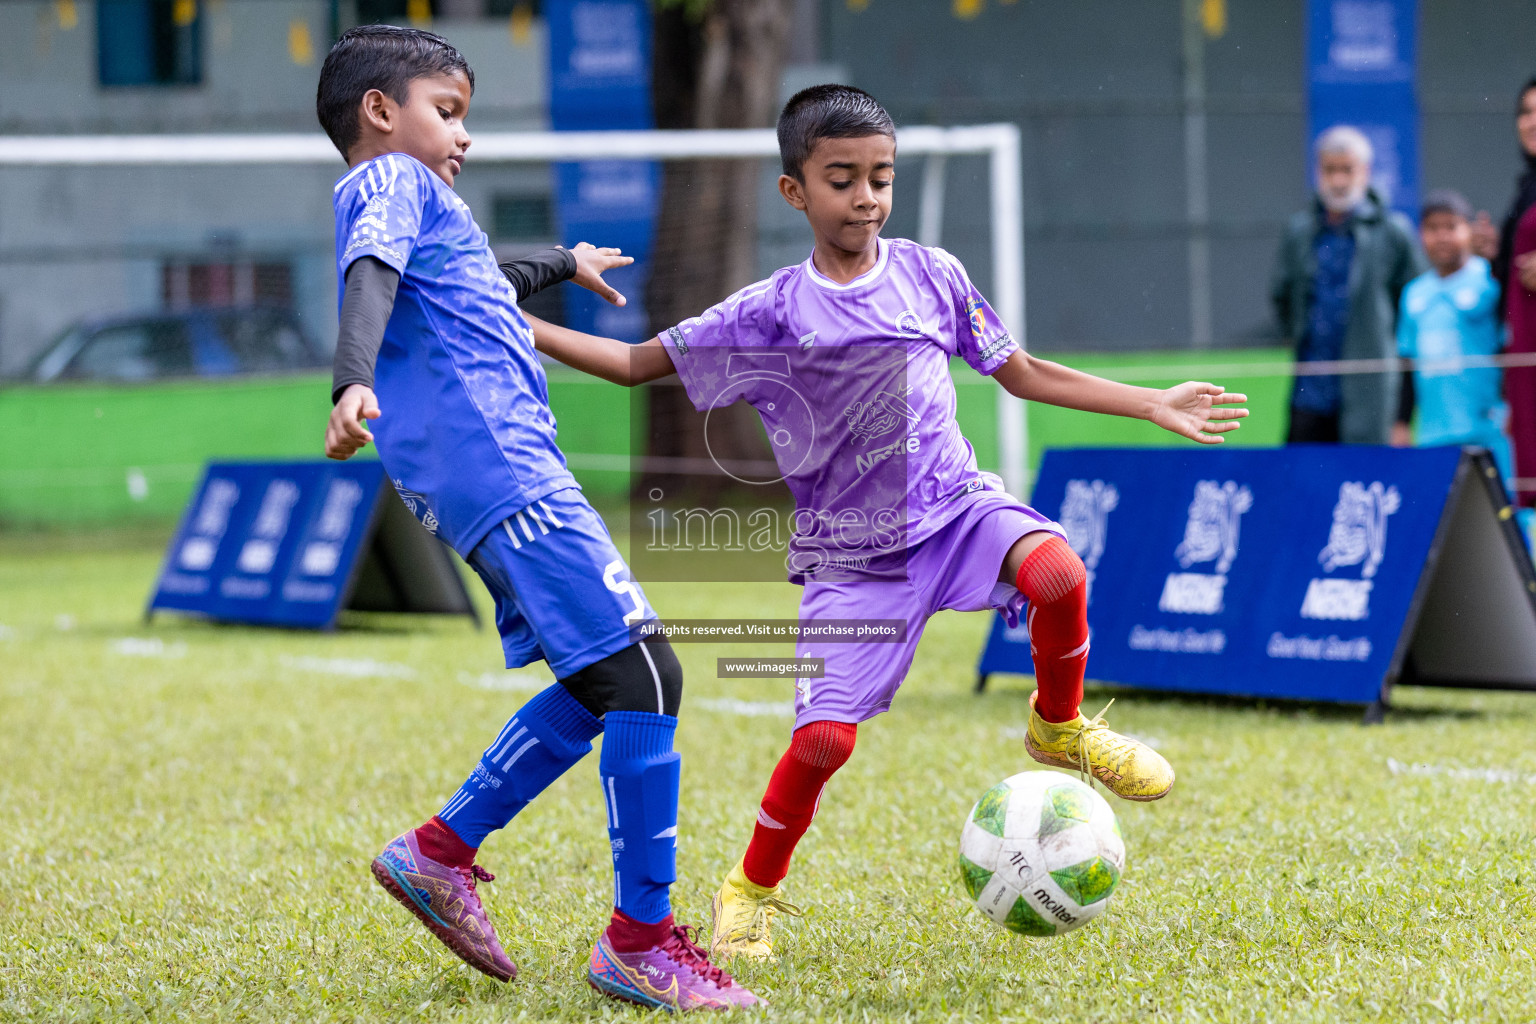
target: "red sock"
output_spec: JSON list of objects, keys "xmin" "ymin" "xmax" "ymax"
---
[
  {"xmin": 414, "ymin": 815, "xmax": 477, "ymax": 869},
  {"xmin": 741, "ymin": 720, "xmax": 857, "ymax": 889},
  {"xmin": 1015, "ymin": 536, "xmax": 1089, "ymax": 724},
  {"xmin": 605, "ymin": 908, "xmax": 676, "ymax": 952}
]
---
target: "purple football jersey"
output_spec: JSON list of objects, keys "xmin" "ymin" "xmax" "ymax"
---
[{"xmin": 658, "ymin": 237, "xmax": 1018, "ymax": 582}]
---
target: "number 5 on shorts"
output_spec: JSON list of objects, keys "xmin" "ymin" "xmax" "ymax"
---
[{"xmin": 604, "ymin": 559, "xmax": 647, "ymax": 625}]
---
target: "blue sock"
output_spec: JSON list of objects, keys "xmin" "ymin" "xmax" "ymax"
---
[
  {"xmin": 599, "ymin": 711, "xmax": 680, "ymax": 924},
  {"xmin": 437, "ymin": 683, "xmax": 604, "ymax": 849}
]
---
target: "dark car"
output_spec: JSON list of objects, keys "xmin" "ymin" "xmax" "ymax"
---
[{"xmin": 24, "ymin": 306, "xmax": 327, "ymax": 383}]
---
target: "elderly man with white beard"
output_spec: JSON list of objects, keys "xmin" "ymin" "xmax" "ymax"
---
[{"xmin": 1270, "ymin": 125, "xmax": 1427, "ymax": 444}]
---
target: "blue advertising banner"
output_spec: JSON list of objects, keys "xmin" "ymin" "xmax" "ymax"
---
[
  {"xmin": 148, "ymin": 461, "xmax": 389, "ymax": 629},
  {"xmin": 1307, "ymin": 0, "xmax": 1420, "ymax": 217},
  {"xmin": 546, "ymin": 0, "xmax": 657, "ymax": 342},
  {"xmin": 977, "ymin": 446, "xmax": 1465, "ymax": 705}
]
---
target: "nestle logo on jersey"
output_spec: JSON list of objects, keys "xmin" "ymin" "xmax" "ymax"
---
[{"xmin": 844, "ymin": 390, "xmax": 917, "ymax": 443}]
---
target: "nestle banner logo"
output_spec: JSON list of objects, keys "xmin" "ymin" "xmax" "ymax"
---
[
  {"xmin": 1158, "ymin": 572, "xmax": 1227, "ymax": 615},
  {"xmin": 1300, "ymin": 578, "xmax": 1374, "ymax": 620}
]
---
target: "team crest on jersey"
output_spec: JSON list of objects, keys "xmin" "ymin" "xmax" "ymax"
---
[
  {"xmin": 393, "ymin": 479, "xmax": 439, "ymax": 535},
  {"xmin": 966, "ymin": 294, "xmax": 986, "ymax": 338},
  {"xmin": 895, "ymin": 309, "xmax": 925, "ymax": 338}
]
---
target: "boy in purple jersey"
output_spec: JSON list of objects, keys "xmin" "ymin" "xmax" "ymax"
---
[
  {"xmin": 528, "ymin": 85, "xmax": 1248, "ymax": 961},
  {"xmin": 316, "ymin": 26, "xmax": 757, "ymax": 1010}
]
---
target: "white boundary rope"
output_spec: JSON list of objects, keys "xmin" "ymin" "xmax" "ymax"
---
[
  {"xmin": 8, "ymin": 132, "xmax": 1536, "ymax": 491},
  {"xmin": 1078, "ymin": 351, "xmax": 1536, "ymax": 383}
]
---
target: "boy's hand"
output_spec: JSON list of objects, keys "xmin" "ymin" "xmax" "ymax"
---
[
  {"xmin": 1470, "ymin": 211, "xmax": 1499, "ymax": 260},
  {"xmin": 1391, "ymin": 421, "xmax": 1413, "ymax": 448},
  {"xmin": 325, "ymin": 384, "xmax": 381, "ymax": 460},
  {"xmin": 569, "ymin": 242, "xmax": 634, "ymax": 306},
  {"xmin": 1150, "ymin": 382, "xmax": 1248, "ymax": 444}
]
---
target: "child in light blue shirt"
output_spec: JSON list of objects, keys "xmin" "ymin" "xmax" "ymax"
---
[{"xmin": 1396, "ymin": 189, "xmax": 1512, "ymax": 483}]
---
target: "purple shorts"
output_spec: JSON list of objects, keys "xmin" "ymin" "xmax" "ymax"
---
[{"xmin": 792, "ymin": 490, "xmax": 1064, "ymax": 729}]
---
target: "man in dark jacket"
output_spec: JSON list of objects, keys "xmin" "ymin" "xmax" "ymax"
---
[{"xmin": 1271, "ymin": 125, "xmax": 1427, "ymax": 444}]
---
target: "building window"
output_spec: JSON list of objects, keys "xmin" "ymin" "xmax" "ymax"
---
[
  {"xmin": 356, "ymin": 0, "xmax": 438, "ymax": 24},
  {"xmin": 354, "ymin": 1, "xmax": 542, "ymax": 22},
  {"xmin": 486, "ymin": 0, "xmax": 542, "ymax": 16},
  {"xmin": 492, "ymin": 193, "xmax": 554, "ymax": 241},
  {"xmin": 97, "ymin": 0, "xmax": 202, "ymax": 87},
  {"xmin": 162, "ymin": 261, "xmax": 293, "ymax": 310}
]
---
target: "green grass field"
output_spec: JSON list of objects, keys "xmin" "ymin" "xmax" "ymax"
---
[{"xmin": 4, "ymin": 528, "xmax": 1536, "ymax": 1023}]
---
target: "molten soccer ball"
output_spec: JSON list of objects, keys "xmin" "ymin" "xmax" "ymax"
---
[{"xmin": 957, "ymin": 770, "xmax": 1125, "ymax": 936}]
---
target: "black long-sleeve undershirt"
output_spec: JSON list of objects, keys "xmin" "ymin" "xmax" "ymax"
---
[
  {"xmin": 331, "ymin": 257, "xmax": 399, "ymax": 403},
  {"xmin": 330, "ymin": 247, "xmax": 578, "ymax": 404},
  {"xmin": 499, "ymin": 246, "xmax": 577, "ymax": 304}
]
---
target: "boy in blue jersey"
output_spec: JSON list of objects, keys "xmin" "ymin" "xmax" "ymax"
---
[
  {"xmin": 316, "ymin": 26, "xmax": 757, "ymax": 1011},
  {"xmin": 1394, "ymin": 189, "xmax": 1514, "ymax": 482}
]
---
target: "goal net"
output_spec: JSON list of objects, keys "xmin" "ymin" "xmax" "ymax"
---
[{"xmin": 0, "ymin": 127, "xmax": 1026, "ymax": 536}]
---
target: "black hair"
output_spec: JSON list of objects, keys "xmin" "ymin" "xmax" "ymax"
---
[
  {"xmin": 776, "ymin": 84, "xmax": 896, "ymax": 181},
  {"xmin": 1421, "ymin": 188, "xmax": 1473, "ymax": 223},
  {"xmin": 316, "ymin": 25, "xmax": 474, "ymax": 158}
]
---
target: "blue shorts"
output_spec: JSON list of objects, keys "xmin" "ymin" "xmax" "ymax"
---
[{"xmin": 465, "ymin": 488, "xmax": 657, "ymax": 679}]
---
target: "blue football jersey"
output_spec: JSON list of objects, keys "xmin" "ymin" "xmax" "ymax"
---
[{"xmin": 333, "ymin": 154, "xmax": 578, "ymax": 556}]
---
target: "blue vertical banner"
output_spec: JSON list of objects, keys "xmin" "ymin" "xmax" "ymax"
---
[
  {"xmin": 1307, "ymin": 0, "xmax": 1420, "ymax": 217},
  {"xmin": 546, "ymin": 0, "xmax": 657, "ymax": 341}
]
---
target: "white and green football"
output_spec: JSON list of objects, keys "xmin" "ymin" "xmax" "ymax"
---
[{"xmin": 957, "ymin": 770, "xmax": 1125, "ymax": 936}]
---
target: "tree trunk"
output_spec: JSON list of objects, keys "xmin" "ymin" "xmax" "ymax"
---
[{"xmin": 642, "ymin": 0, "xmax": 795, "ymax": 504}]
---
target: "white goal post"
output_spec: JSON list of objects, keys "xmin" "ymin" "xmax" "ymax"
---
[{"xmin": 0, "ymin": 126, "xmax": 1029, "ymax": 495}]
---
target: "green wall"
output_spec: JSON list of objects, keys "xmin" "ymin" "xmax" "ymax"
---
[{"xmin": 0, "ymin": 350, "xmax": 1292, "ymax": 528}]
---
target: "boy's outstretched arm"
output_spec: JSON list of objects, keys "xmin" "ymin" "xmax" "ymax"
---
[
  {"xmin": 525, "ymin": 314, "xmax": 676, "ymax": 388},
  {"xmin": 325, "ymin": 256, "xmax": 397, "ymax": 460},
  {"xmin": 499, "ymin": 241, "xmax": 634, "ymax": 306},
  {"xmin": 990, "ymin": 350, "xmax": 1248, "ymax": 444}
]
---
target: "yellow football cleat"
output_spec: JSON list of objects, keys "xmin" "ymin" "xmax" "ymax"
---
[
  {"xmin": 708, "ymin": 857, "xmax": 803, "ymax": 961},
  {"xmin": 1024, "ymin": 695, "xmax": 1175, "ymax": 801}
]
